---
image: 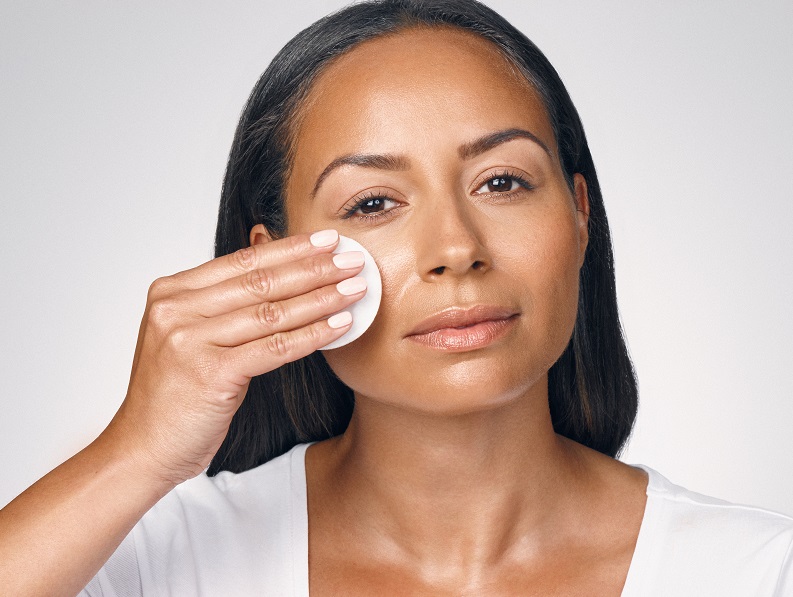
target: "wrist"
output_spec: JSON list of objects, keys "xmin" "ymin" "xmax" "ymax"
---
[{"xmin": 91, "ymin": 421, "xmax": 180, "ymax": 503}]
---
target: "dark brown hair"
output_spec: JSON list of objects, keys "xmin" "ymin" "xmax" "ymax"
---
[{"xmin": 207, "ymin": 0, "xmax": 637, "ymax": 475}]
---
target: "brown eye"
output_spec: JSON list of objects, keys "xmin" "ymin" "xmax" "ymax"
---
[
  {"xmin": 342, "ymin": 195, "xmax": 401, "ymax": 220},
  {"xmin": 486, "ymin": 176, "xmax": 517, "ymax": 193},
  {"xmin": 359, "ymin": 198, "xmax": 386, "ymax": 214},
  {"xmin": 473, "ymin": 174, "xmax": 528, "ymax": 195}
]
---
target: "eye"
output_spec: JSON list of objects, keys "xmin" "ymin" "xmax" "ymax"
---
[
  {"xmin": 341, "ymin": 193, "xmax": 401, "ymax": 221},
  {"xmin": 356, "ymin": 197, "xmax": 393, "ymax": 215},
  {"xmin": 473, "ymin": 172, "xmax": 532, "ymax": 195}
]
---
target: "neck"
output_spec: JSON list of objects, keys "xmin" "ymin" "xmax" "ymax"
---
[{"xmin": 311, "ymin": 378, "xmax": 589, "ymax": 583}]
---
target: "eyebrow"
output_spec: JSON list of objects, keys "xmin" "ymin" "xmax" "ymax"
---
[
  {"xmin": 311, "ymin": 153, "xmax": 409, "ymax": 199},
  {"xmin": 458, "ymin": 127, "xmax": 551, "ymax": 161},
  {"xmin": 310, "ymin": 127, "xmax": 551, "ymax": 198}
]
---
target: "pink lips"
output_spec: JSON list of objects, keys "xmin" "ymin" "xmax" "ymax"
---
[{"xmin": 406, "ymin": 305, "xmax": 519, "ymax": 351}]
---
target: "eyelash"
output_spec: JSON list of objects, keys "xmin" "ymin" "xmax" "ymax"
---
[
  {"xmin": 340, "ymin": 170, "xmax": 534, "ymax": 222},
  {"xmin": 341, "ymin": 190, "xmax": 401, "ymax": 222},
  {"xmin": 473, "ymin": 169, "xmax": 534, "ymax": 197}
]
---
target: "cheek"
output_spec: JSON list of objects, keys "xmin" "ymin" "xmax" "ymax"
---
[
  {"xmin": 496, "ymin": 198, "xmax": 582, "ymax": 282},
  {"xmin": 319, "ymin": 243, "xmax": 411, "ymax": 390},
  {"xmin": 495, "ymin": 203, "xmax": 582, "ymax": 339}
]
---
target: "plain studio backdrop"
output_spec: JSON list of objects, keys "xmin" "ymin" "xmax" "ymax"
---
[{"xmin": 1, "ymin": 1, "xmax": 791, "ymax": 515}]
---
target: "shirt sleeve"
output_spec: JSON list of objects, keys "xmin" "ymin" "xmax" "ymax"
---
[{"xmin": 78, "ymin": 531, "xmax": 143, "ymax": 597}]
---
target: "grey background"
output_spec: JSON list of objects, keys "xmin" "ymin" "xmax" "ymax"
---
[{"xmin": 1, "ymin": 1, "xmax": 791, "ymax": 515}]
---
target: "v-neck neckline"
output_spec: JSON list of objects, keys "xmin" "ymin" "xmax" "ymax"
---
[{"xmin": 290, "ymin": 443, "xmax": 659, "ymax": 597}]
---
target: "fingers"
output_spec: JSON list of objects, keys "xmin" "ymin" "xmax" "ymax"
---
[
  {"xmin": 156, "ymin": 230, "xmax": 341, "ymax": 296},
  {"xmin": 115, "ymin": 229, "xmax": 361, "ymax": 489},
  {"xmin": 223, "ymin": 314, "xmax": 354, "ymax": 380},
  {"xmin": 194, "ymin": 275, "xmax": 367, "ymax": 347},
  {"xmin": 180, "ymin": 249, "xmax": 366, "ymax": 319}
]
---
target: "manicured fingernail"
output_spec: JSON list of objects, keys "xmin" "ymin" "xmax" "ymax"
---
[
  {"xmin": 328, "ymin": 311, "xmax": 353, "ymax": 328},
  {"xmin": 333, "ymin": 251, "xmax": 364, "ymax": 269},
  {"xmin": 336, "ymin": 276, "xmax": 367, "ymax": 296},
  {"xmin": 310, "ymin": 229, "xmax": 338, "ymax": 247}
]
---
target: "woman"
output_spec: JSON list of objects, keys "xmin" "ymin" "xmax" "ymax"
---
[{"xmin": 1, "ymin": 1, "xmax": 791, "ymax": 595}]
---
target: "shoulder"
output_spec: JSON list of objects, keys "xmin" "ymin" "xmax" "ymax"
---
[
  {"xmin": 108, "ymin": 443, "xmax": 309, "ymax": 596},
  {"xmin": 165, "ymin": 441, "xmax": 300, "ymax": 519},
  {"xmin": 144, "ymin": 442, "xmax": 300, "ymax": 536},
  {"xmin": 149, "ymin": 441, "xmax": 308, "ymax": 548},
  {"xmin": 623, "ymin": 464, "xmax": 793, "ymax": 596},
  {"xmin": 640, "ymin": 464, "xmax": 793, "ymax": 542}
]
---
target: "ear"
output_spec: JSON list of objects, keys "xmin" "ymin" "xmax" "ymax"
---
[
  {"xmin": 249, "ymin": 223, "xmax": 275, "ymax": 247},
  {"xmin": 573, "ymin": 173, "xmax": 590, "ymax": 267}
]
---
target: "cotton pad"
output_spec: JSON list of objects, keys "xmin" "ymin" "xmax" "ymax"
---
[{"xmin": 320, "ymin": 235, "xmax": 382, "ymax": 350}]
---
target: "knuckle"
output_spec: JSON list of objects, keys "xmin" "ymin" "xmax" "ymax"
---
[
  {"xmin": 164, "ymin": 325, "xmax": 191, "ymax": 352},
  {"xmin": 147, "ymin": 277, "xmax": 172, "ymax": 302},
  {"xmin": 147, "ymin": 298, "xmax": 178, "ymax": 331},
  {"xmin": 314, "ymin": 288, "xmax": 337, "ymax": 310},
  {"xmin": 264, "ymin": 332, "xmax": 293, "ymax": 358},
  {"xmin": 243, "ymin": 268, "xmax": 273, "ymax": 298},
  {"xmin": 255, "ymin": 302, "xmax": 283, "ymax": 328},
  {"xmin": 306, "ymin": 256, "xmax": 328, "ymax": 280},
  {"xmin": 304, "ymin": 323, "xmax": 325, "ymax": 347},
  {"xmin": 232, "ymin": 246, "xmax": 256, "ymax": 272},
  {"xmin": 285, "ymin": 234, "xmax": 305, "ymax": 256}
]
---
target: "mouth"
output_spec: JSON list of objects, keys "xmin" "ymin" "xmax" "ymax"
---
[{"xmin": 406, "ymin": 305, "xmax": 520, "ymax": 352}]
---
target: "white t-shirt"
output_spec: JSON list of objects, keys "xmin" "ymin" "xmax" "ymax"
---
[{"xmin": 81, "ymin": 443, "xmax": 793, "ymax": 596}]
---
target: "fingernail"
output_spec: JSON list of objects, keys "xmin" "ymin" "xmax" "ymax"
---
[
  {"xmin": 336, "ymin": 276, "xmax": 367, "ymax": 296},
  {"xmin": 328, "ymin": 311, "xmax": 353, "ymax": 328},
  {"xmin": 310, "ymin": 229, "xmax": 338, "ymax": 247},
  {"xmin": 332, "ymin": 251, "xmax": 364, "ymax": 269}
]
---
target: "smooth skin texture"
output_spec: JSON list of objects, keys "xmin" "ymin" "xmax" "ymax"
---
[
  {"xmin": 0, "ymin": 25, "xmax": 648, "ymax": 597},
  {"xmin": 0, "ymin": 231, "xmax": 368, "ymax": 596},
  {"xmin": 275, "ymin": 27, "xmax": 649, "ymax": 595}
]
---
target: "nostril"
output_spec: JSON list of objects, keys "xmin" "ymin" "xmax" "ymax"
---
[
  {"xmin": 472, "ymin": 260, "xmax": 484, "ymax": 270},
  {"xmin": 432, "ymin": 266, "xmax": 446, "ymax": 275}
]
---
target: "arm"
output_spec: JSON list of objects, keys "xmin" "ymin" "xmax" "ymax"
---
[
  {"xmin": 0, "ymin": 230, "xmax": 365, "ymax": 596},
  {"xmin": 0, "ymin": 430, "xmax": 173, "ymax": 597}
]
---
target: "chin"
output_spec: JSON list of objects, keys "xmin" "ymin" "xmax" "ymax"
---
[
  {"xmin": 365, "ymin": 378, "xmax": 543, "ymax": 418},
  {"xmin": 328, "ymin": 348, "xmax": 548, "ymax": 417},
  {"xmin": 407, "ymin": 387, "xmax": 538, "ymax": 417}
]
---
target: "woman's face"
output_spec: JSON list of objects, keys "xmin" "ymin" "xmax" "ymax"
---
[{"xmin": 283, "ymin": 27, "xmax": 589, "ymax": 415}]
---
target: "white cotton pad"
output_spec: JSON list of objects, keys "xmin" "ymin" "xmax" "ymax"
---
[{"xmin": 320, "ymin": 235, "xmax": 382, "ymax": 350}]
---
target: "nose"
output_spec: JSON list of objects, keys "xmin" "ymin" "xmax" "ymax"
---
[{"xmin": 416, "ymin": 195, "xmax": 492, "ymax": 280}]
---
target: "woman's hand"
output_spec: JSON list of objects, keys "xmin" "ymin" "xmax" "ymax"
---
[
  {"xmin": 104, "ymin": 228, "xmax": 364, "ymax": 487},
  {"xmin": 0, "ymin": 229, "xmax": 365, "ymax": 597}
]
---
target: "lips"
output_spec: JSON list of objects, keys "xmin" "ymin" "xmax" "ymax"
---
[{"xmin": 406, "ymin": 305, "xmax": 519, "ymax": 337}]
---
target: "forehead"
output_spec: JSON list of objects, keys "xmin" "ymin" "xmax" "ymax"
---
[{"xmin": 287, "ymin": 26, "xmax": 556, "ymax": 195}]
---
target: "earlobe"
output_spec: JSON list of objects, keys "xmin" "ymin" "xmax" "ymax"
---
[
  {"xmin": 573, "ymin": 173, "xmax": 590, "ymax": 265},
  {"xmin": 249, "ymin": 223, "xmax": 274, "ymax": 247}
]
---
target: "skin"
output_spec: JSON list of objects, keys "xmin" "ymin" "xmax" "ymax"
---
[
  {"xmin": 0, "ymin": 229, "xmax": 364, "ymax": 596},
  {"xmin": 253, "ymin": 27, "xmax": 648, "ymax": 596},
  {"xmin": 0, "ymin": 25, "xmax": 647, "ymax": 597}
]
